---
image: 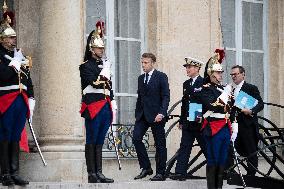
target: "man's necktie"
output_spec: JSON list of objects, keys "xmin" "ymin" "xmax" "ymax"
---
[
  {"xmin": 189, "ymin": 78, "xmax": 193, "ymax": 86},
  {"xmin": 145, "ymin": 73, "xmax": 149, "ymax": 84}
]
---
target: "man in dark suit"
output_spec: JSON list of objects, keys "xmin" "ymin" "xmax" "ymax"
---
[
  {"xmin": 230, "ymin": 65, "xmax": 264, "ymax": 176},
  {"xmin": 133, "ymin": 53, "xmax": 170, "ymax": 181},
  {"xmin": 169, "ymin": 57, "xmax": 206, "ymax": 181}
]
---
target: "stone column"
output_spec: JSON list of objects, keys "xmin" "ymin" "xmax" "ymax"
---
[
  {"xmin": 19, "ymin": 0, "xmax": 86, "ymax": 182},
  {"xmin": 269, "ymin": 0, "xmax": 284, "ymax": 129},
  {"xmin": 38, "ymin": 0, "xmax": 84, "ymax": 153}
]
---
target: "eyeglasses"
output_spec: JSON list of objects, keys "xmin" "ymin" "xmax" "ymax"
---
[{"xmin": 230, "ymin": 72, "xmax": 240, "ymax": 77}]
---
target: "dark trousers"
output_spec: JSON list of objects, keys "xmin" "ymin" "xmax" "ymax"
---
[
  {"xmin": 175, "ymin": 124, "xmax": 207, "ymax": 175},
  {"xmin": 204, "ymin": 126, "xmax": 230, "ymax": 166},
  {"xmin": 85, "ymin": 103, "xmax": 112, "ymax": 144},
  {"xmin": 234, "ymin": 123, "xmax": 258, "ymax": 175},
  {"xmin": 133, "ymin": 117, "xmax": 167, "ymax": 175},
  {"xmin": 0, "ymin": 96, "xmax": 27, "ymax": 142}
]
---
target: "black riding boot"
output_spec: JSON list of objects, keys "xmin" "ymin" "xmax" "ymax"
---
[
  {"xmin": 9, "ymin": 142, "xmax": 29, "ymax": 185},
  {"xmin": 85, "ymin": 144, "xmax": 100, "ymax": 183},
  {"xmin": 206, "ymin": 165, "xmax": 217, "ymax": 189},
  {"xmin": 95, "ymin": 145, "xmax": 114, "ymax": 183},
  {"xmin": 0, "ymin": 141, "xmax": 14, "ymax": 186},
  {"xmin": 216, "ymin": 166, "xmax": 225, "ymax": 189}
]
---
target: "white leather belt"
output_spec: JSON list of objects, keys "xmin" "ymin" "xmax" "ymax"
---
[
  {"xmin": 83, "ymin": 85, "xmax": 110, "ymax": 96},
  {"xmin": 203, "ymin": 111, "xmax": 227, "ymax": 119},
  {"xmin": 0, "ymin": 84, "xmax": 27, "ymax": 91}
]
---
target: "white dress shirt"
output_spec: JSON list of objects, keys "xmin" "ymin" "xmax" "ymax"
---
[
  {"xmin": 190, "ymin": 75, "xmax": 199, "ymax": 85},
  {"xmin": 233, "ymin": 80, "xmax": 244, "ymax": 98},
  {"xmin": 144, "ymin": 69, "xmax": 155, "ymax": 84}
]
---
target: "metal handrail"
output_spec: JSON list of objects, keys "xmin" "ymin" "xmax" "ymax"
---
[{"xmin": 164, "ymin": 100, "xmax": 284, "ymax": 182}]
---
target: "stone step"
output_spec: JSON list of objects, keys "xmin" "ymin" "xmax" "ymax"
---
[{"xmin": 0, "ymin": 180, "xmax": 259, "ymax": 189}]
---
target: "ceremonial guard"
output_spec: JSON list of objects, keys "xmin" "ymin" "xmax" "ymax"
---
[
  {"xmin": 170, "ymin": 57, "xmax": 206, "ymax": 181},
  {"xmin": 200, "ymin": 49, "xmax": 236, "ymax": 189},
  {"xmin": 0, "ymin": 7, "xmax": 34, "ymax": 186},
  {"xmin": 79, "ymin": 21, "xmax": 116, "ymax": 183}
]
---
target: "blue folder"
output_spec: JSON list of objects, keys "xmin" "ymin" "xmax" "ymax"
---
[
  {"xmin": 188, "ymin": 103, "xmax": 202, "ymax": 121},
  {"xmin": 234, "ymin": 90, "xmax": 258, "ymax": 110}
]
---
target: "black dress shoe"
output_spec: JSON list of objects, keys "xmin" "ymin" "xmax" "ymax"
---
[
  {"xmin": 150, "ymin": 174, "xmax": 165, "ymax": 181},
  {"xmin": 11, "ymin": 175, "xmax": 29, "ymax": 186},
  {"xmin": 97, "ymin": 172, "xmax": 114, "ymax": 183},
  {"xmin": 134, "ymin": 168, "xmax": 153, "ymax": 180},
  {"xmin": 169, "ymin": 173, "xmax": 186, "ymax": 181},
  {"xmin": 2, "ymin": 174, "xmax": 15, "ymax": 186}
]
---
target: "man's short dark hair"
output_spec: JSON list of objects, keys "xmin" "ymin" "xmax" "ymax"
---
[
  {"xmin": 232, "ymin": 65, "xmax": 245, "ymax": 74},
  {"xmin": 142, "ymin": 53, "xmax": 156, "ymax": 62}
]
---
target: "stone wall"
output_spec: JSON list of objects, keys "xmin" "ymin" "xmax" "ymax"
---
[
  {"xmin": 269, "ymin": 0, "xmax": 284, "ymax": 129},
  {"xmin": 147, "ymin": 0, "xmax": 223, "ymax": 157}
]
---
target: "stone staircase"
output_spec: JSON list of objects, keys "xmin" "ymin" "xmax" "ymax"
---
[{"xmin": 0, "ymin": 180, "xmax": 259, "ymax": 189}]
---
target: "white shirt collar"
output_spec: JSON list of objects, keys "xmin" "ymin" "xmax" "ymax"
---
[
  {"xmin": 146, "ymin": 69, "xmax": 155, "ymax": 76},
  {"xmin": 235, "ymin": 80, "xmax": 244, "ymax": 89},
  {"xmin": 190, "ymin": 75, "xmax": 199, "ymax": 85},
  {"xmin": 233, "ymin": 80, "xmax": 245, "ymax": 97},
  {"xmin": 144, "ymin": 69, "xmax": 155, "ymax": 84}
]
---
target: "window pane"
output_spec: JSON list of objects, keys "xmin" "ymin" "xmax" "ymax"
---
[
  {"xmin": 221, "ymin": 0, "xmax": 235, "ymax": 48},
  {"xmin": 222, "ymin": 50, "xmax": 236, "ymax": 84},
  {"xmin": 242, "ymin": 52, "xmax": 264, "ymax": 98},
  {"xmin": 114, "ymin": 0, "xmax": 140, "ymax": 38},
  {"xmin": 242, "ymin": 2, "xmax": 263, "ymax": 50},
  {"xmin": 114, "ymin": 40, "xmax": 141, "ymax": 94},
  {"xmin": 86, "ymin": 0, "xmax": 106, "ymax": 35},
  {"xmin": 116, "ymin": 96, "xmax": 137, "ymax": 124}
]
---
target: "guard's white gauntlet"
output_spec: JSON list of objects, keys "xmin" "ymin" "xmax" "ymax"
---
[
  {"xmin": 8, "ymin": 48, "xmax": 25, "ymax": 72},
  {"xmin": 231, "ymin": 121, "xmax": 238, "ymax": 142},
  {"xmin": 218, "ymin": 84, "xmax": 232, "ymax": 104},
  {"xmin": 100, "ymin": 59, "xmax": 111, "ymax": 80},
  {"xmin": 29, "ymin": 98, "xmax": 36, "ymax": 119},
  {"xmin": 111, "ymin": 100, "xmax": 117, "ymax": 124}
]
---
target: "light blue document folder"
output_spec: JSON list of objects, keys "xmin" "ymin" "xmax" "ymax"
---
[
  {"xmin": 234, "ymin": 90, "xmax": 258, "ymax": 110},
  {"xmin": 188, "ymin": 103, "xmax": 202, "ymax": 121}
]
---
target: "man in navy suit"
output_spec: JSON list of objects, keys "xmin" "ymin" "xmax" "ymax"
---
[
  {"xmin": 230, "ymin": 65, "xmax": 264, "ymax": 176},
  {"xmin": 133, "ymin": 53, "xmax": 170, "ymax": 181},
  {"xmin": 169, "ymin": 57, "xmax": 206, "ymax": 181}
]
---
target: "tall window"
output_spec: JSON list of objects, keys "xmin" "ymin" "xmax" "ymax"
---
[
  {"xmin": 86, "ymin": 0, "xmax": 146, "ymax": 124},
  {"xmin": 221, "ymin": 0, "xmax": 268, "ymax": 105}
]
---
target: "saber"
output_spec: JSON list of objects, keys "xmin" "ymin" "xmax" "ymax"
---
[
  {"xmin": 110, "ymin": 124, "xmax": 121, "ymax": 170},
  {"xmin": 27, "ymin": 119, "xmax": 47, "ymax": 166},
  {"xmin": 232, "ymin": 141, "xmax": 246, "ymax": 188}
]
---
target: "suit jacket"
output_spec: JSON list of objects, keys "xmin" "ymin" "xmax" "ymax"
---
[
  {"xmin": 232, "ymin": 81, "xmax": 264, "ymax": 128},
  {"xmin": 179, "ymin": 76, "xmax": 203, "ymax": 129},
  {"xmin": 135, "ymin": 69, "xmax": 170, "ymax": 123}
]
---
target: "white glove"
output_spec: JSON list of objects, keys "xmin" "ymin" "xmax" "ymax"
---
[
  {"xmin": 8, "ymin": 49, "xmax": 25, "ymax": 72},
  {"xmin": 99, "ymin": 59, "xmax": 111, "ymax": 80},
  {"xmin": 111, "ymin": 100, "xmax": 117, "ymax": 124},
  {"xmin": 231, "ymin": 121, "xmax": 238, "ymax": 142},
  {"xmin": 28, "ymin": 98, "xmax": 36, "ymax": 118},
  {"xmin": 218, "ymin": 84, "xmax": 232, "ymax": 104},
  {"xmin": 13, "ymin": 48, "xmax": 25, "ymax": 62}
]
